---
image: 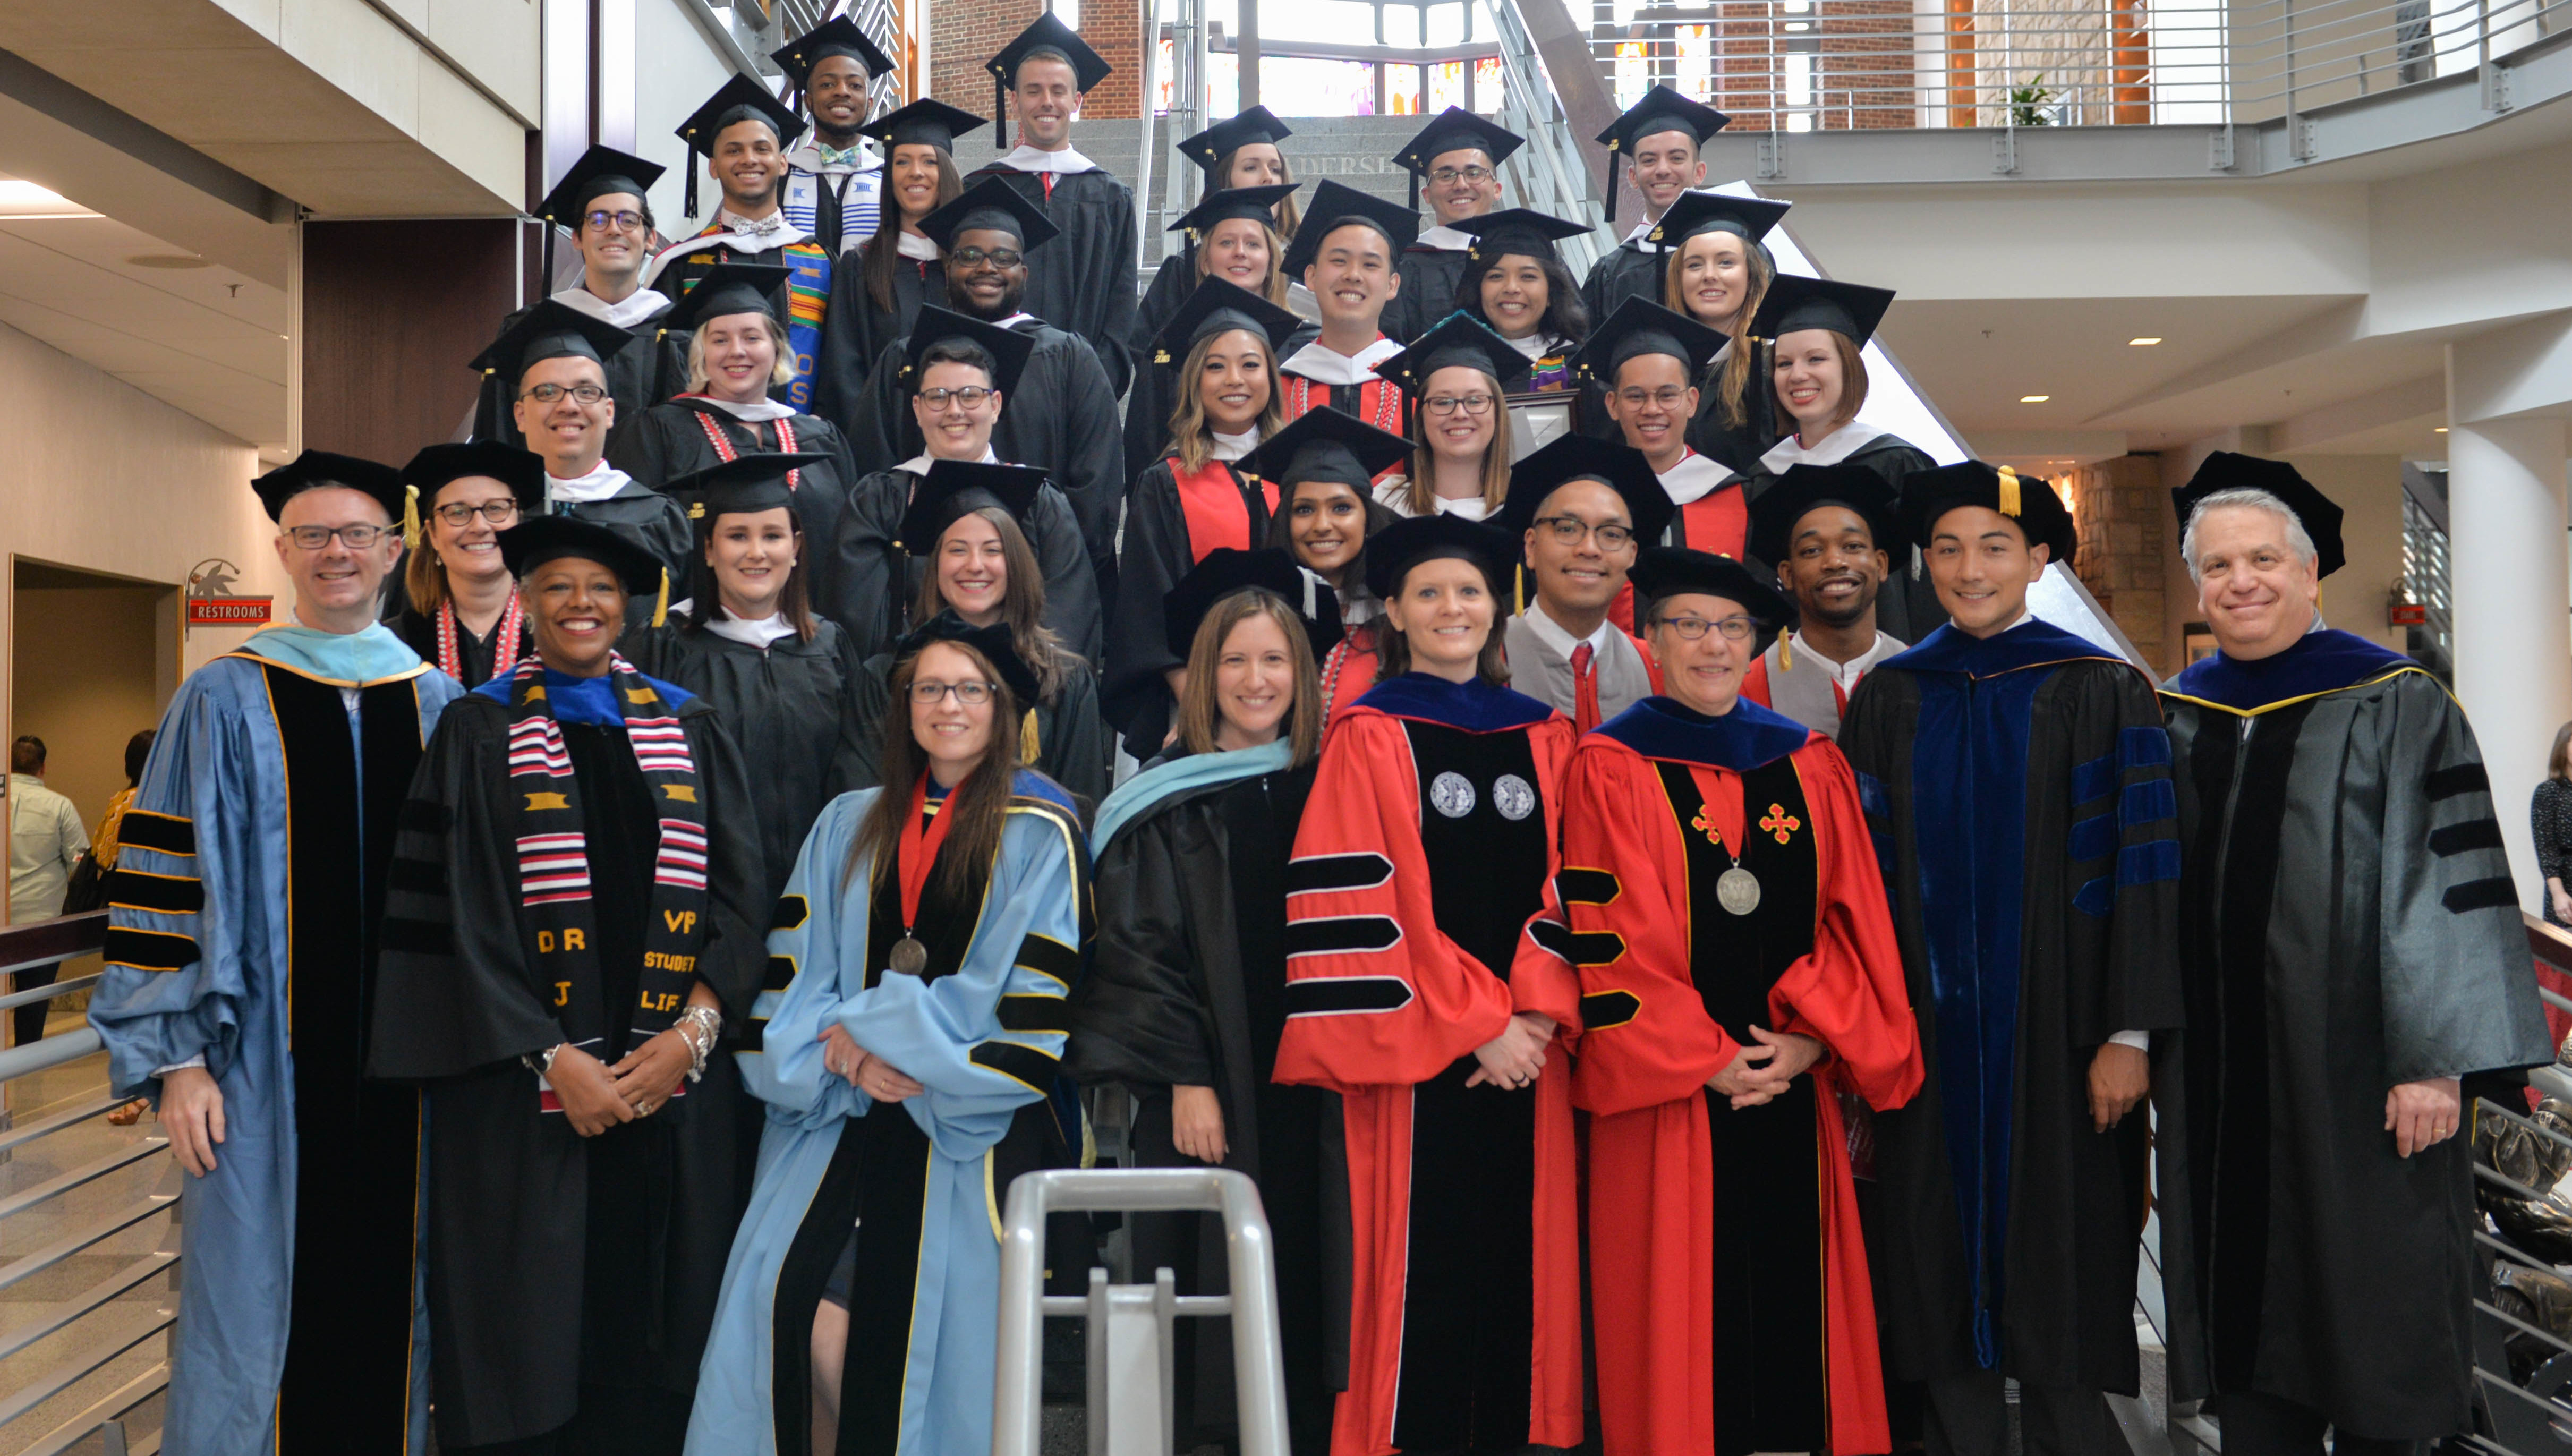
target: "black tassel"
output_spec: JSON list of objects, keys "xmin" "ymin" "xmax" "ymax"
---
[
  {"xmin": 995, "ymin": 74, "xmax": 1008, "ymax": 152},
  {"xmin": 1409, "ymin": 167, "xmax": 1420, "ymax": 211},
  {"xmin": 542, "ymin": 223, "xmax": 556, "ymax": 293},
  {"xmin": 1603, "ymin": 150, "xmax": 1618, "ymax": 224},
  {"xmin": 684, "ymin": 163, "xmax": 701, "ymax": 220}
]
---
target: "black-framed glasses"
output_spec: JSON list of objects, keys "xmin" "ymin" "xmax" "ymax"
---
[
  {"xmin": 1532, "ymin": 515, "xmax": 1636, "ymax": 549},
  {"xmin": 1423, "ymin": 393, "xmax": 1496, "ymax": 416},
  {"xmin": 908, "ymin": 679, "xmax": 998, "ymax": 705},
  {"xmin": 519, "ymin": 382, "xmax": 608, "ymax": 405},
  {"xmin": 948, "ymin": 246, "xmax": 1024, "ymax": 269},
  {"xmin": 1657, "ymin": 615, "xmax": 1757, "ymax": 642},
  {"xmin": 1429, "ymin": 166, "xmax": 1494, "ymax": 185},
  {"xmin": 917, "ymin": 386, "xmax": 996, "ymax": 409},
  {"xmin": 1615, "ymin": 386, "xmax": 1691, "ymax": 409},
  {"xmin": 582, "ymin": 209, "xmax": 647, "ymax": 234},
  {"xmin": 284, "ymin": 524, "xmax": 392, "ymax": 550},
  {"xmin": 434, "ymin": 500, "xmax": 523, "ymax": 527}
]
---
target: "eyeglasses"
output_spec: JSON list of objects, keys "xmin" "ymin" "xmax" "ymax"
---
[
  {"xmin": 1615, "ymin": 386, "xmax": 1691, "ymax": 410},
  {"xmin": 284, "ymin": 524, "xmax": 392, "ymax": 550},
  {"xmin": 434, "ymin": 500, "xmax": 523, "ymax": 527},
  {"xmin": 582, "ymin": 209, "xmax": 647, "ymax": 234},
  {"xmin": 1656, "ymin": 615, "xmax": 1757, "ymax": 642},
  {"xmin": 917, "ymin": 386, "xmax": 997, "ymax": 409},
  {"xmin": 948, "ymin": 246, "xmax": 1025, "ymax": 269},
  {"xmin": 1428, "ymin": 166, "xmax": 1494, "ymax": 185},
  {"xmin": 1532, "ymin": 515, "xmax": 1637, "ymax": 550},
  {"xmin": 1423, "ymin": 393, "xmax": 1496, "ymax": 416},
  {"xmin": 519, "ymin": 382, "xmax": 609, "ymax": 405},
  {"xmin": 908, "ymin": 679, "xmax": 998, "ymax": 705}
]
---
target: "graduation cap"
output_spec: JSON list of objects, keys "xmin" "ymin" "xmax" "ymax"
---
[
  {"xmin": 896, "ymin": 459, "xmax": 1051, "ymax": 553},
  {"xmin": 898, "ymin": 305, "xmax": 1038, "ymax": 397},
  {"xmin": 1748, "ymin": 274, "xmax": 1895, "ymax": 348},
  {"xmin": 666, "ymin": 452, "xmax": 837, "ymax": 521},
  {"xmin": 1569, "ymin": 296, "xmax": 1728, "ymax": 389},
  {"xmin": 1240, "ymin": 405, "xmax": 1413, "ymax": 492},
  {"xmin": 660, "ymin": 261, "xmax": 791, "ymax": 333},
  {"xmin": 1900, "ymin": 460, "xmax": 2079, "ymax": 567},
  {"xmin": 1392, "ymin": 106, "xmax": 1526, "ymax": 210},
  {"xmin": 497, "ymin": 514, "xmax": 670, "ymax": 624},
  {"xmin": 1628, "ymin": 546, "xmax": 1796, "ymax": 634},
  {"xmin": 1169, "ymin": 183, "xmax": 1300, "ymax": 244},
  {"xmin": 1374, "ymin": 311, "xmax": 1536, "ymax": 399},
  {"xmin": 1495, "ymin": 433, "xmax": 1676, "ymax": 545},
  {"xmin": 862, "ymin": 98, "xmax": 987, "ymax": 155},
  {"xmin": 401, "ymin": 441, "xmax": 547, "ymax": 546},
  {"xmin": 1149, "ymin": 277, "xmax": 1304, "ymax": 369},
  {"xmin": 1643, "ymin": 189, "xmax": 1791, "ymax": 252},
  {"xmin": 985, "ymin": 14, "xmax": 1114, "ymax": 152},
  {"xmin": 1744, "ymin": 463, "xmax": 1900, "ymax": 567},
  {"xmin": 530, "ymin": 146, "xmax": 668, "ymax": 286},
  {"xmin": 1594, "ymin": 85, "xmax": 1730, "ymax": 224},
  {"xmin": 470, "ymin": 299, "xmax": 633, "ymax": 391},
  {"xmin": 917, "ymin": 175, "xmax": 1061, "ymax": 255},
  {"xmin": 771, "ymin": 15, "xmax": 896, "ymax": 103},
  {"xmin": 674, "ymin": 75, "xmax": 807, "ymax": 219},
  {"xmin": 253, "ymin": 450, "xmax": 407, "ymax": 527},
  {"xmin": 1164, "ymin": 546, "xmax": 1347, "ymax": 661},
  {"xmin": 1452, "ymin": 208, "xmax": 1590, "ymax": 270},
  {"xmin": 1178, "ymin": 107, "xmax": 1296, "ymax": 177},
  {"xmin": 1363, "ymin": 512, "xmax": 1515, "ymax": 603},
  {"xmin": 2172, "ymin": 451, "xmax": 2347, "ymax": 579},
  {"xmin": 1282, "ymin": 180, "xmax": 1422, "ymax": 280},
  {"xmin": 895, "ymin": 609, "xmax": 1043, "ymax": 705}
]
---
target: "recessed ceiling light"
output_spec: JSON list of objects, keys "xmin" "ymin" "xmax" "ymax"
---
[
  {"xmin": 2433, "ymin": 427, "xmax": 2448, "ymax": 433},
  {"xmin": 2128, "ymin": 336, "xmax": 2162, "ymax": 346},
  {"xmin": 2020, "ymin": 394, "xmax": 2050, "ymax": 403}
]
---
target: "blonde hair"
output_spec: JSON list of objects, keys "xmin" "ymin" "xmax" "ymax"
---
[
  {"xmin": 1165, "ymin": 328, "xmax": 1284, "ymax": 475},
  {"xmin": 1194, "ymin": 220, "xmax": 1292, "ymax": 308},
  {"xmin": 1177, "ymin": 591, "xmax": 1323, "ymax": 766},
  {"xmin": 1402, "ymin": 365, "xmax": 1512, "ymax": 517},
  {"xmin": 1663, "ymin": 233, "xmax": 1776, "ymax": 429},
  {"xmin": 685, "ymin": 312, "xmax": 799, "ymax": 394}
]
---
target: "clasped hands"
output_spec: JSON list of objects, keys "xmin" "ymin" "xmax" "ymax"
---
[
  {"xmin": 819, "ymin": 1024, "xmax": 924, "ymax": 1104},
  {"xmin": 550, "ymin": 1031, "xmax": 696, "ymax": 1137}
]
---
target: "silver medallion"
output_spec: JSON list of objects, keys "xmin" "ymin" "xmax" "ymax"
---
[
  {"xmin": 1493, "ymin": 773, "xmax": 1536, "ymax": 821},
  {"xmin": 1429, "ymin": 771, "xmax": 1476, "ymax": 819},
  {"xmin": 1716, "ymin": 866, "xmax": 1762, "ymax": 916},
  {"xmin": 889, "ymin": 934, "xmax": 929, "ymax": 975}
]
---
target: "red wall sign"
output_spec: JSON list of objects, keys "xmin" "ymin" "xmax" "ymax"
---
[{"xmin": 186, "ymin": 597, "xmax": 274, "ymax": 626}]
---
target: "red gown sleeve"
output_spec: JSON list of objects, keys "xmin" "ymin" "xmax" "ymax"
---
[
  {"xmin": 1625, "ymin": 631, "xmax": 1665, "ymax": 696},
  {"xmin": 1767, "ymin": 739, "xmax": 1923, "ymax": 1111},
  {"xmin": 1739, "ymin": 651, "xmax": 1771, "ymax": 707}
]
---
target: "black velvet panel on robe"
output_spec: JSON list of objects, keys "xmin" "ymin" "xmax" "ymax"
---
[
  {"xmin": 473, "ymin": 302, "xmax": 686, "ymax": 456},
  {"xmin": 961, "ymin": 164, "xmax": 1140, "ymax": 400},
  {"xmin": 823, "ymin": 467, "xmax": 1103, "ymax": 665},
  {"xmin": 606, "ymin": 401, "xmax": 865, "ymax": 634}
]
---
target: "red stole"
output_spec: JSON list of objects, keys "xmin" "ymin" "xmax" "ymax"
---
[
  {"xmin": 1170, "ymin": 457, "xmax": 1277, "ymax": 564},
  {"xmin": 1674, "ymin": 486, "xmax": 1748, "ymax": 560}
]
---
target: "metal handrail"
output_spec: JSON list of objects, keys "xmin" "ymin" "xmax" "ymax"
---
[{"xmin": 1483, "ymin": 0, "xmax": 1617, "ymax": 268}]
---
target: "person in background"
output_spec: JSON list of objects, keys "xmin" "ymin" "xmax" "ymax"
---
[
  {"xmin": 1651, "ymin": 189, "xmax": 1793, "ymax": 473},
  {"xmin": 1277, "ymin": 181, "xmax": 1419, "ymax": 437},
  {"xmin": 1068, "ymin": 550, "xmax": 1342, "ymax": 1452},
  {"xmin": 1132, "ymin": 107, "xmax": 1302, "ymax": 365},
  {"xmin": 2158, "ymin": 454, "xmax": 2552, "ymax": 1456},
  {"xmin": 771, "ymin": 15, "xmax": 891, "ymax": 259},
  {"xmin": 1581, "ymin": 85, "xmax": 1731, "ymax": 325},
  {"xmin": 390, "ymin": 440, "xmax": 547, "ymax": 688},
  {"xmin": 1572, "ymin": 297, "xmax": 1742, "ymax": 559},
  {"xmin": 1122, "ymin": 183, "xmax": 1302, "ymax": 483},
  {"xmin": 1373, "ymin": 312, "xmax": 1533, "ymax": 521},
  {"xmin": 1740, "ymin": 464, "xmax": 1913, "ymax": 734},
  {"xmin": 2541, "ymin": 721, "xmax": 2572, "ymax": 927},
  {"xmin": 92, "ymin": 729, "xmax": 156, "ymax": 1125},
  {"xmin": 91, "ymin": 450, "xmax": 464, "ymax": 1455},
  {"xmin": 7, "ymin": 735, "xmax": 87, "ymax": 1044},
  {"xmin": 1384, "ymin": 107, "xmax": 1526, "ymax": 345},
  {"xmin": 970, "ymin": 13, "xmax": 1140, "ymax": 398},
  {"xmin": 1494, "ymin": 435, "xmax": 1673, "ymax": 734},
  {"xmin": 810, "ymin": 98, "xmax": 980, "ymax": 414}
]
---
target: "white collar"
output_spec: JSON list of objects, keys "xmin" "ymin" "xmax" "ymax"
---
[
  {"xmin": 1211, "ymin": 427, "xmax": 1260, "ymax": 462},
  {"xmin": 1434, "ymin": 493, "xmax": 1492, "ymax": 520},
  {"xmin": 895, "ymin": 445, "xmax": 1002, "ymax": 474},
  {"xmin": 787, "ymin": 140, "xmax": 881, "ymax": 173},
  {"xmin": 553, "ymin": 286, "xmax": 669, "ymax": 330},
  {"xmin": 1522, "ymin": 600, "xmax": 1615, "ymax": 659},
  {"xmin": 983, "ymin": 310, "xmax": 1038, "ymax": 331},
  {"xmin": 1415, "ymin": 223, "xmax": 1476, "ymax": 251},
  {"xmin": 1499, "ymin": 330, "xmax": 1564, "ymax": 362},
  {"xmin": 998, "ymin": 142, "xmax": 1098, "ymax": 174},
  {"xmin": 896, "ymin": 230, "xmax": 940, "ymax": 261},
  {"xmin": 644, "ymin": 222, "xmax": 810, "ymax": 282},
  {"xmin": 1758, "ymin": 420, "xmax": 1890, "ymax": 473},
  {"xmin": 1657, "ymin": 449, "xmax": 1736, "ymax": 506},
  {"xmin": 1281, "ymin": 336, "xmax": 1402, "ymax": 386},
  {"xmin": 704, "ymin": 609, "xmax": 800, "ymax": 648},
  {"xmin": 684, "ymin": 393, "xmax": 798, "ymax": 423},
  {"xmin": 1785, "ymin": 628, "xmax": 1904, "ymax": 687},
  {"xmin": 546, "ymin": 458, "xmax": 631, "ymax": 505}
]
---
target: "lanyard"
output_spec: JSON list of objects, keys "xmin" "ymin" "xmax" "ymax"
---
[{"xmin": 896, "ymin": 772, "xmax": 959, "ymax": 935}]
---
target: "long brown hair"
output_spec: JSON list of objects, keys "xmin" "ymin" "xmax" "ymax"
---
[
  {"xmin": 910, "ymin": 505, "xmax": 1072, "ymax": 701},
  {"xmin": 846, "ymin": 638, "xmax": 1023, "ymax": 899},
  {"xmin": 681, "ymin": 509, "xmax": 817, "ymax": 641},
  {"xmin": 1177, "ymin": 590, "xmax": 1323, "ymax": 765},
  {"xmin": 1772, "ymin": 329, "xmax": 1870, "ymax": 437},
  {"xmin": 1193, "ymin": 220, "xmax": 1291, "ymax": 308},
  {"xmin": 1215, "ymin": 145, "xmax": 1302, "ymax": 239},
  {"xmin": 2552, "ymin": 720, "xmax": 2572, "ymax": 781},
  {"xmin": 1401, "ymin": 365, "xmax": 1512, "ymax": 517},
  {"xmin": 1373, "ymin": 555, "xmax": 1511, "ymax": 686},
  {"xmin": 1166, "ymin": 328, "xmax": 1284, "ymax": 474},
  {"xmin": 1662, "ymin": 234, "xmax": 1775, "ymax": 429},
  {"xmin": 862, "ymin": 146, "xmax": 965, "ymax": 315}
]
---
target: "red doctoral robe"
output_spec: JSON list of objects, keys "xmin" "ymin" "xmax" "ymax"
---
[
  {"xmin": 1559, "ymin": 695, "xmax": 1921, "ymax": 1456},
  {"xmin": 1272, "ymin": 674, "xmax": 1584, "ymax": 1456}
]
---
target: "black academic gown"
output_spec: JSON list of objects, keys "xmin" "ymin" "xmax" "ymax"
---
[
  {"xmin": 823, "ymin": 465, "xmax": 1103, "ymax": 664},
  {"xmin": 1686, "ymin": 342, "xmax": 1782, "ymax": 475},
  {"xmin": 1385, "ymin": 244, "xmax": 1470, "ymax": 345},
  {"xmin": 475, "ymin": 298, "xmax": 686, "ymax": 455},
  {"xmin": 1103, "ymin": 457, "xmax": 1276, "ymax": 758},
  {"xmin": 1064, "ymin": 756, "xmax": 1337, "ymax": 1453},
  {"xmin": 621, "ymin": 619, "xmax": 873, "ymax": 908},
  {"xmin": 608, "ymin": 400, "xmax": 864, "ymax": 627},
  {"xmin": 845, "ymin": 649, "xmax": 1111, "ymax": 812},
  {"xmin": 550, "ymin": 478, "xmax": 698, "ymax": 591},
  {"xmin": 844, "ymin": 320, "xmax": 1127, "ymax": 606},
  {"xmin": 368, "ymin": 689, "xmax": 765, "ymax": 1450},
  {"xmin": 1836, "ymin": 621, "xmax": 2184, "ymax": 1396},
  {"xmin": 811, "ymin": 246, "xmax": 948, "ymax": 428},
  {"xmin": 2155, "ymin": 631, "xmax": 2554, "ymax": 1439},
  {"xmin": 389, "ymin": 607, "xmax": 535, "ymax": 690},
  {"xmin": 1580, "ymin": 241, "xmax": 1666, "ymax": 334},
  {"xmin": 1121, "ymin": 256, "xmax": 1196, "ymax": 484},
  {"xmin": 964, "ymin": 161, "xmax": 1140, "ymax": 399}
]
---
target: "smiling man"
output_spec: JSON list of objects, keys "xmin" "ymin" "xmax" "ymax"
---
[
  {"xmin": 1383, "ymin": 107, "xmax": 1525, "ymax": 344},
  {"xmin": 1573, "ymin": 296, "xmax": 1747, "ymax": 564},
  {"xmin": 91, "ymin": 452, "xmax": 464, "ymax": 1456},
  {"xmin": 2156, "ymin": 454, "xmax": 2549, "ymax": 1456},
  {"xmin": 1581, "ymin": 86, "xmax": 1731, "ymax": 329},
  {"xmin": 1496, "ymin": 435, "xmax": 1674, "ymax": 733},
  {"xmin": 1278, "ymin": 180, "xmax": 1420, "ymax": 446},
  {"xmin": 772, "ymin": 15, "xmax": 891, "ymax": 258},
  {"xmin": 1738, "ymin": 464, "xmax": 1910, "ymax": 737}
]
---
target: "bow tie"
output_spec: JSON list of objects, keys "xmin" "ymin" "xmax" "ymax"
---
[
  {"xmin": 723, "ymin": 211, "xmax": 785, "ymax": 237},
  {"xmin": 815, "ymin": 142, "xmax": 867, "ymax": 168}
]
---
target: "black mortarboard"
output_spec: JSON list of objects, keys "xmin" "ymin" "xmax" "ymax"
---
[
  {"xmin": 1900, "ymin": 461, "xmax": 2079, "ymax": 567},
  {"xmin": 985, "ymin": 14, "xmax": 1113, "ymax": 152},
  {"xmin": 1495, "ymin": 434, "xmax": 1677, "ymax": 544},
  {"xmin": 1169, "ymin": 183, "xmax": 1299, "ymax": 243},
  {"xmin": 674, "ymin": 75, "xmax": 807, "ymax": 219},
  {"xmin": 771, "ymin": 15, "xmax": 896, "ymax": 100},
  {"xmin": 1453, "ymin": 208, "xmax": 1590, "ymax": 272},
  {"xmin": 1643, "ymin": 189, "xmax": 1792, "ymax": 251},
  {"xmin": 667, "ymin": 452, "xmax": 836, "ymax": 521},
  {"xmin": 531, "ymin": 146, "xmax": 668, "ymax": 285},
  {"xmin": 895, "ymin": 609, "xmax": 1042, "ymax": 705},
  {"xmin": 899, "ymin": 305, "xmax": 1038, "ymax": 397},
  {"xmin": 1748, "ymin": 274, "xmax": 1895, "ymax": 347},
  {"xmin": 1392, "ymin": 106, "xmax": 1525, "ymax": 209},
  {"xmin": 1375, "ymin": 311, "xmax": 1536, "ymax": 398},
  {"xmin": 861, "ymin": 98, "xmax": 986, "ymax": 154},
  {"xmin": 1744, "ymin": 463, "xmax": 1900, "ymax": 566},
  {"xmin": 1179, "ymin": 108, "xmax": 1296, "ymax": 177},
  {"xmin": 469, "ymin": 299, "xmax": 633, "ymax": 389},
  {"xmin": 1149, "ymin": 277, "xmax": 1304, "ymax": 368},
  {"xmin": 1241, "ymin": 406, "xmax": 1413, "ymax": 492},
  {"xmin": 497, "ymin": 514, "xmax": 665, "ymax": 598},
  {"xmin": 254, "ymin": 450, "xmax": 406, "ymax": 525},
  {"xmin": 1282, "ymin": 180, "xmax": 1423, "ymax": 280},
  {"xmin": 897, "ymin": 460, "xmax": 1051, "ymax": 552},
  {"xmin": 1569, "ymin": 296, "xmax": 1727, "ymax": 388},
  {"xmin": 1594, "ymin": 86, "xmax": 1730, "ymax": 224},
  {"xmin": 2172, "ymin": 451, "xmax": 2347, "ymax": 579},
  {"xmin": 917, "ymin": 174, "xmax": 1061, "ymax": 254},
  {"xmin": 402, "ymin": 440, "xmax": 547, "ymax": 519},
  {"xmin": 1164, "ymin": 546, "xmax": 1346, "ymax": 661},
  {"xmin": 1628, "ymin": 546, "xmax": 1796, "ymax": 631},
  {"xmin": 1364, "ymin": 513, "xmax": 1515, "ymax": 603},
  {"xmin": 660, "ymin": 261, "xmax": 791, "ymax": 332}
]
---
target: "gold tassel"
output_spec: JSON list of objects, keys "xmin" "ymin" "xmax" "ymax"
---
[
  {"xmin": 1779, "ymin": 633, "xmax": 1792, "ymax": 670},
  {"xmin": 652, "ymin": 568, "xmax": 669, "ymax": 628},
  {"xmin": 402, "ymin": 483, "xmax": 423, "ymax": 550},
  {"xmin": 1996, "ymin": 465, "xmax": 2023, "ymax": 518},
  {"xmin": 1514, "ymin": 564, "xmax": 1525, "ymax": 616},
  {"xmin": 1020, "ymin": 706, "xmax": 1041, "ymax": 762}
]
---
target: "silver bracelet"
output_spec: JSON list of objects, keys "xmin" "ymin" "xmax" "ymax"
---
[
  {"xmin": 521, "ymin": 1043, "xmax": 563, "ymax": 1077},
  {"xmin": 676, "ymin": 1005, "xmax": 723, "ymax": 1083}
]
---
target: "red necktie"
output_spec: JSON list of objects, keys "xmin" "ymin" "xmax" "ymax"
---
[{"xmin": 1571, "ymin": 642, "xmax": 1600, "ymax": 735}]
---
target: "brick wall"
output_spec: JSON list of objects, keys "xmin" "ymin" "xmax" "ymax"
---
[
  {"xmin": 2063, "ymin": 454, "xmax": 2171, "ymax": 668},
  {"xmin": 931, "ymin": 0, "xmax": 1145, "ymax": 144}
]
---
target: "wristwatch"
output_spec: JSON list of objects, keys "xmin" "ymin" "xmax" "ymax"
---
[{"xmin": 522, "ymin": 1043, "xmax": 564, "ymax": 1077}]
